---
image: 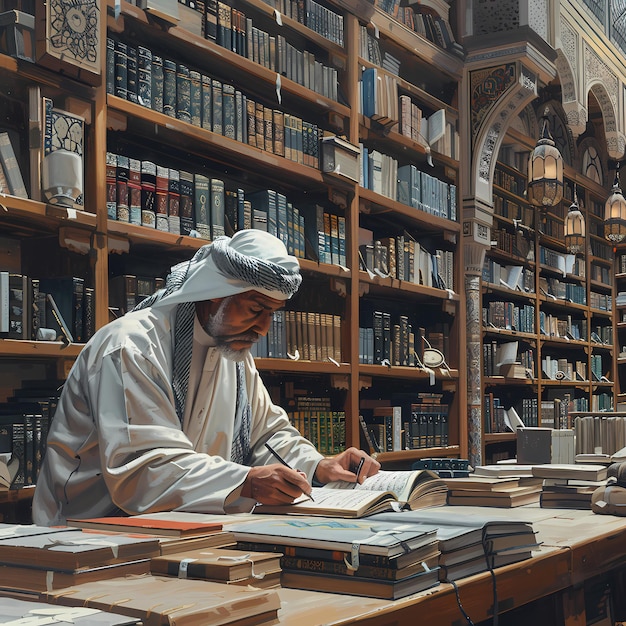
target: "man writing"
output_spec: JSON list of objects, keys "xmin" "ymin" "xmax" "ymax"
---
[{"xmin": 33, "ymin": 230, "xmax": 379, "ymax": 525}]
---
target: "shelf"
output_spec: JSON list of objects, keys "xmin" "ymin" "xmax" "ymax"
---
[
  {"xmin": 0, "ymin": 339, "xmax": 82, "ymax": 359},
  {"xmin": 374, "ymin": 445, "xmax": 461, "ymax": 467},
  {"xmin": 484, "ymin": 432, "xmax": 516, "ymax": 443}
]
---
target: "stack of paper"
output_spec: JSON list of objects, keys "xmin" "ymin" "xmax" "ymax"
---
[{"xmin": 443, "ymin": 474, "xmax": 543, "ymax": 508}]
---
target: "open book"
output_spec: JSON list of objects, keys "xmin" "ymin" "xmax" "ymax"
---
[{"xmin": 254, "ymin": 469, "xmax": 448, "ymax": 518}]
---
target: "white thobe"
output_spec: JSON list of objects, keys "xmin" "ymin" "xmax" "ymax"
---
[{"xmin": 32, "ymin": 307, "xmax": 323, "ymax": 526}]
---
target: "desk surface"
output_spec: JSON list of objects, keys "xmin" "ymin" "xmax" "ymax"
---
[{"xmin": 269, "ymin": 505, "xmax": 626, "ymax": 626}]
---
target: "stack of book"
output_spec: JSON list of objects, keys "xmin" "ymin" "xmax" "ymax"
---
[
  {"xmin": 531, "ymin": 463, "xmax": 609, "ymax": 510},
  {"xmin": 228, "ymin": 516, "xmax": 441, "ymax": 600},
  {"xmin": 371, "ymin": 509, "xmax": 540, "ymax": 581},
  {"xmin": 0, "ymin": 524, "xmax": 161, "ymax": 594},
  {"xmin": 443, "ymin": 474, "xmax": 543, "ymax": 508},
  {"xmin": 150, "ymin": 546, "xmax": 282, "ymax": 588},
  {"xmin": 42, "ymin": 574, "xmax": 282, "ymax": 625},
  {"xmin": 66, "ymin": 515, "xmax": 236, "ymax": 555}
]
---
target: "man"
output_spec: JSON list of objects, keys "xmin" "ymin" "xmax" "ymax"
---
[{"xmin": 33, "ymin": 230, "xmax": 379, "ymax": 525}]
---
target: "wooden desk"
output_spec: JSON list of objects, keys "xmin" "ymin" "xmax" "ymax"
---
[{"xmin": 271, "ymin": 506, "xmax": 626, "ymax": 626}]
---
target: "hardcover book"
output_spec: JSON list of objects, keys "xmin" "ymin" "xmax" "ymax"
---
[
  {"xmin": 0, "ymin": 528, "xmax": 161, "ymax": 570},
  {"xmin": 229, "ymin": 516, "xmax": 438, "ymax": 566},
  {"xmin": 193, "ymin": 173, "xmax": 211, "ymax": 239},
  {"xmin": 0, "ymin": 596, "xmax": 140, "ymax": 625},
  {"xmin": 150, "ymin": 546, "xmax": 281, "ymax": 582},
  {"xmin": 0, "ymin": 131, "xmax": 27, "ymax": 198},
  {"xmin": 210, "ymin": 177, "xmax": 226, "ymax": 239},
  {"xmin": 281, "ymin": 565, "xmax": 440, "ymax": 599},
  {"xmin": 67, "ymin": 515, "xmax": 223, "ymax": 538},
  {"xmin": 43, "ymin": 574, "xmax": 281, "ymax": 626}
]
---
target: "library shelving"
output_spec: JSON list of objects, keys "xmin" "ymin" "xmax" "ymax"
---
[
  {"xmin": 481, "ymin": 123, "xmax": 616, "ymax": 462},
  {"xmin": 0, "ymin": 0, "xmax": 467, "ymax": 516}
]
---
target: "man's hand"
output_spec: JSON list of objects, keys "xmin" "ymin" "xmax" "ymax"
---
[
  {"xmin": 313, "ymin": 447, "xmax": 380, "ymax": 485},
  {"xmin": 241, "ymin": 464, "xmax": 313, "ymax": 505}
]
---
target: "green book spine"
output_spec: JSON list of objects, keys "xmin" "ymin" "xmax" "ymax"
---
[
  {"xmin": 201, "ymin": 74, "xmax": 212, "ymax": 131},
  {"xmin": 163, "ymin": 59, "xmax": 177, "ymax": 118},
  {"xmin": 126, "ymin": 44, "xmax": 138, "ymax": 104},
  {"xmin": 222, "ymin": 83, "xmax": 235, "ymax": 139},
  {"xmin": 178, "ymin": 170, "xmax": 195, "ymax": 236},
  {"xmin": 151, "ymin": 54, "xmax": 164, "ymax": 113},
  {"xmin": 211, "ymin": 78, "xmax": 223, "ymax": 135},
  {"xmin": 210, "ymin": 178, "xmax": 226, "ymax": 239},
  {"xmin": 176, "ymin": 63, "xmax": 191, "ymax": 124},
  {"xmin": 189, "ymin": 70, "xmax": 202, "ymax": 127},
  {"xmin": 194, "ymin": 173, "xmax": 211, "ymax": 240},
  {"xmin": 137, "ymin": 45, "xmax": 152, "ymax": 108}
]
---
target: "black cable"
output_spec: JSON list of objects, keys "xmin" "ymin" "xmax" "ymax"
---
[
  {"xmin": 444, "ymin": 577, "xmax": 475, "ymax": 626},
  {"xmin": 482, "ymin": 528, "xmax": 499, "ymax": 626}
]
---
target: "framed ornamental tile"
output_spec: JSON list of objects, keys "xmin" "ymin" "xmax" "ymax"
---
[{"xmin": 36, "ymin": 0, "xmax": 101, "ymax": 85}]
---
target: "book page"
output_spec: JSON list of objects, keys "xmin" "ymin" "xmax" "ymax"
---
[
  {"xmin": 326, "ymin": 470, "xmax": 416, "ymax": 503},
  {"xmin": 254, "ymin": 486, "xmax": 397, "ymax": 517}
]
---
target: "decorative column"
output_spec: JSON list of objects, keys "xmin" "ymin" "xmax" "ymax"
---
[{"xmin": 464, "ymin": 231, "xmax": 489, "ymax": 467}]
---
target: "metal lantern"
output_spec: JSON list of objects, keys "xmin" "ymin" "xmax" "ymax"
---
[
  {"xmin": 527, "ymin": 110, "xmax": 564, "ymax": 208},
  {"xmin": 564, "ymin": 191, "xmax": 585, "ymax": 254},
  {"xmin": 604, "ymin": 165, "xmax": 626, "ymax": 243}
]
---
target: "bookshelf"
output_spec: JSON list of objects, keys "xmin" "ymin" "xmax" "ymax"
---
[
  {"xmin": 482, "ymin": 127, "xmax": 616, "ymax": 463},
  {"xmin": 0, "ymin": 0, "xmax": 466, "ymax": 516}
]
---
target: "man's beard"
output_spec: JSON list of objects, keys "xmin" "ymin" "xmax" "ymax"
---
[{"xmin": 202, "ymin": 300, "xmax": 259, "ymax": 362}]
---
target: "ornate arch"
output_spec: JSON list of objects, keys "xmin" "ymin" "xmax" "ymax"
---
[
  {"xmin": 469, "ymin": 61, "xmax": 539, "ymax": 206},
  {"xmin": 584, "ymin": 43, "xmax": 625, "ymax": 158}
]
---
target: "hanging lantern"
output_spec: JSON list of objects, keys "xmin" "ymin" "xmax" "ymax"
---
[
  {"xmin": 527, "ymin": 109, "xmax": 564, "ymax": 208},
  {"xmin": 564, "ymin": 190, "xmax": 585, "ymax": 254},
  {"xmin": 604, "ymin": 164, "xmax": 626, "ymax": 243}
]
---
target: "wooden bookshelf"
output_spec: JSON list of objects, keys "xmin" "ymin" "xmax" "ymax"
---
[
  {"xmin": 483, "ymin": 137, "xmax": 617, "ymax": 461},
  {"xmin": 0, "ymin": 0, "xmax": 468, "ymax": 517}
]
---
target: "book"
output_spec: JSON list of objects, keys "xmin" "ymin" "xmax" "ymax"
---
[
  {"xmin": 67, "ymin": 516, "xmax": 223, "ymax": 538},
  {"xmin": 0, "ymin": 131, "xmax": 27, "ymax": 198},
  {"xmin": 228, "ymin": 516, "xmax": 438, "ymax": 566},
  {"xmin": 40, "ymin": 276, "xmax": 85, "ymax": 343},
  {"xmin": 281, "ymin": 564, "xmax": 440, "ymax": 599},
  {"xmin": 259, "ymin": 468, "xmax": 445, "ymax": 517},
  {"xmin": 532, "ymin": 463, "xmax": 609, "ymax": 481},
  {"xmin": 45, "ymin": 292, "xmax": 74, "ymax": 343},
  {"xmin": 0, "ymin": 529, "xmax": 161, "ymax": 570},
  {"xmin": 0, "ymin": 557, "xmax": 151, "ymax": 593},
  {"xmin": 150, "ymin": 546, "xmax": 282, "ymax": 582},
  {"xmin": 0, "ymin": 596, "xmax": 141, "ymax": 625},
  {"xmin": 42, "ymin": 574, "xmax": 281, "ymax": 626},
  {"xmin": 446, "ymin": 488, "xmax": 541, "ymax": 508}
]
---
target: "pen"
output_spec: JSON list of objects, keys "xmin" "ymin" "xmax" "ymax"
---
[
  {"xmin": 265, "ymin": 442, "xmax": 315, "ymax": 501},
  {"xmin": 352, "ymin": 457, "xmax": 365, "ymax": 489}
]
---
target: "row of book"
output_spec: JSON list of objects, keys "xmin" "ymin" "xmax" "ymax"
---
[
  {"xmin": 359, "ymin": 231, "xmax": 454, "ymax": 290},
  {"xmin": 249, "ymin": 310, "xmax": 342, "ymax": 363},
  {"xmin": 360, "ymin": 398, "xmax": 450, "ymax": 453},
  {"xmin": 287, "ymin": 397, "xmax": 345, "ymax": 455},
  {"xmin": 360, "ymin": 149, "xmax": 458, "ymax": 222},
  {"xmin": 482, "ymin": 259, "xmax": 535, "ymax": 293},
  {"xmin": 541, "ymin": 355, "xmax": 598, "ymax": 383},
  {"xmin": 539, "ymin": 311, "xmax": 587, "ymax": 340},
  {"xmin": 482, "ymin": 340, "xmax": 534, "ymax": 377},
  {"xmin": 540, "ymin": 275, "xmax": 586, "ymax": 304},
  {"xmin": 258, "ymin": 0, "xmax": 344, "ymax": 46},
  {"xmin": 493, "ymin": 194, "xmax": 534, "ymax": 223},
  {"xmin": 482, "ymin": 300, "xmax": 536, "ymax": 333},
  {"xmin": 0, "ymin": 273, "xmax": 94, "ymax": 344},
  {"xmin": 574, "ymin": 414, "xmax": 626, "ymax": 456},
  {"xmin": 492, "ymin": 227, "xmax": 533, "ymax": 260},
  {"xmin": 371, "ymin": 0, "xmax": 463, "ymax": 56},
  {"xmin": 107, "ymin": 152, "xmax": 335, "ymax": 261},
  {"xmin": 0, "ymin": 379, "xmax": 62, "ymax": 489},
  {"xmin": 107, "ymin": 38, "xmax": 323, "ymax": 167},
  {"xmin": 538, "ymin": 246, "xmax": 584, "ymax": 277}
]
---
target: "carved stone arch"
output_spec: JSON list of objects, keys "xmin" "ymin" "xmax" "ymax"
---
[
  {"xmin": 470, "ymin": 61, "xmax": 538, "ymax": 207},
  {"xmin": 554, "ymin": 49, "xmax": 587, "ymax": 137},
  {"xmin": 586, "ymin": 81, "xmax": 626, "ymax": 159}
]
